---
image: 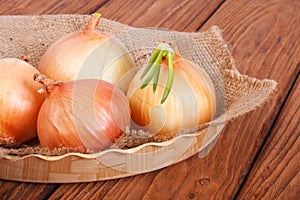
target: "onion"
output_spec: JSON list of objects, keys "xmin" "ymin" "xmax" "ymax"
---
[
  {"xmin": 127, "ymin": 43, "xmax": 216, "ymax": 136},
  {"xmin": 38, "ymin": 13, "xmax": 136, "ymax": 93},
  {"xmin": 34, "ymin": 74, "xmax": 131, "ymax": 152},
  {"xmin": 0, "ymin": 58, "xmax": 45, "ymax": 144}
]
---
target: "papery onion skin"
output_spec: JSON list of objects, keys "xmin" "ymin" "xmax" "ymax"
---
[
  {"xmin": 38, "ymin": 30, "xmax": 109, "ymax": 81},
  {"xmin": 0, "ymin": 58, "xmax": 45, "ymax": 144},
  {"xmin": 37, "ymin": 14, "xmax": 136, "ymax": 93},
  {"xmin": 36, "ymin": 77, "xmax": 131, "ymax": 152},
  {"xmin": 127, "ymin": 55, "xmax": 216, "ymax": 136}
]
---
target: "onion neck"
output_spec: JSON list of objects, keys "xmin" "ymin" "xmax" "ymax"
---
[
  {"xmin": 140, "ymin": 43, "xmax": 175, "ymax": 104},
  {"xmin": 33, "ymin": 73, "xmax": 61, "ymax": 94},
  {"xmin": 83, "ymin": 13, "xmax": 102, "ymax": 34}
]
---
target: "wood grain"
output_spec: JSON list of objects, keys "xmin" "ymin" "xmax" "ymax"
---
[
  {"xmin": 96, "ymin": 0, "xmax": 225, "ymax": 31},
  {"xmin": 0, "ymin": 0, "xmax": 107, "ymax": 15},
  {"xmin": 48, "ymin": 174, "xmax": 159, "ymax": 200},
  {"xmin": 0, "ymin": 181, "xmax": 57, "ymax": 200},
  {"xmin": 236, "ymin": 75, "xmax": 300, "ymax": 200}
]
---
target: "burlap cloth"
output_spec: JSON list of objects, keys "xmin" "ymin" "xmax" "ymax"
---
[{"xmin": 0, "ymin": 15, "xmax": 277, "ymax": 156}]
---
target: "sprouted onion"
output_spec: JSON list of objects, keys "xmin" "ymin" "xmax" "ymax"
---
[
  {"xmin": 0, "ymin": 58, "xmax": 45, "ymax": 145},
  {"xmin": 34, "ymin": 74, "xmax": 131, "ymax": 152},
  {"xmin": 38, "ymin": 13, "xmax": 136, "ymax": 93},
  {"xmin": 127, "ymin": 43, "xmax": 216, "ymax": 136}
]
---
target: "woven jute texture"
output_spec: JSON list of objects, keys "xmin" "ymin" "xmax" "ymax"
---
[{"xmin": 0, "ymin": 15, "xmax": 277, "ymax": 156}]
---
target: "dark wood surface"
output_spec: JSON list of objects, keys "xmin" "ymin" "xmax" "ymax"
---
[{"xmin": 0, "ymin": 0, "xmax": 299, "ymax": 199}]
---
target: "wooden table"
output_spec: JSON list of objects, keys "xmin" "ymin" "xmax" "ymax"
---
[{"xmin": 0, "ymin": 0, "xmax": 299, "ymax": 199}]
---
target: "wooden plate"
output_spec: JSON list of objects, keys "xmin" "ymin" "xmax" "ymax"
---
[{"xmin": 0, "ymin": 125, "xmax": 222, "ymax": 183}]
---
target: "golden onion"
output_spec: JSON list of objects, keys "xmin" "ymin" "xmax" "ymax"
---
[
  {"xmin": 127, "ymin": 44, "xmax": 216, "ymax": 136},
  {"xmin": 0, "ymin": 58, "xmax": 46, "ymax": 144},
  {"xmin": 38, "ymin": 13, "xmax": 135, "ymax": 93}
]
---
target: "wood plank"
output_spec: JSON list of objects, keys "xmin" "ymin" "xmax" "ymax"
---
[
  {"xmin": 48, "ymin": 174, "xmax": 159, "ymax": 200},
  {"xmin": 201, "ymin": 0, "xmax": 300, "ymax": 79},
  {"xmin": 0, "ymin": 0, "xmax": 107, "ymax": 15},
  {"xmin": 0, "ymin": 181, "xmax": 57, "ymax": 199},
  {"xmin": 96, "ymin": 0, "xmax": 225, "ymax": 31},
  {"xmin": 237, "ymin": 75, "xmax": 300, "ymax": 199}
]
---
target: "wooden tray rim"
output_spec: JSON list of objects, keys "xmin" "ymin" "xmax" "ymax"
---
[{"xmin": 1, "ymin": 126, "xmax": 220, "ymax": 162}]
